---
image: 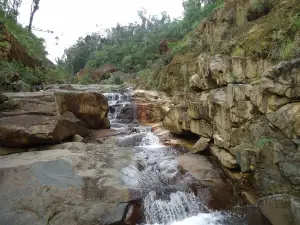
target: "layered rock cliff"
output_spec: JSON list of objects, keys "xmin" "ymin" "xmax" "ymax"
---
[{"xmin": 145, "ymin": 0, "xmax": 300, "ymax": 198}]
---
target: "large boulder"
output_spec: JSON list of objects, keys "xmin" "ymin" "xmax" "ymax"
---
[
  {"xmin": 176, "ymin": 153, "xmax": 221, "ymax": 184},
  {"xmin": 257, "ymin": 194, "xmax": 300, "ymax": 225},
  {"xmin": 0, "ymin": 142, "xmax": 140, "ymax": 225},
  {"xmin": 0, "ymin": 111, "xmax": 88, "ymax": 147},
  {"xmin": 55, "ymin": 91, "xmax": 110, "ymax": 129},
  {"xmin": 267, "ymin": 103, "xmax": 300, "ymax": 139}
]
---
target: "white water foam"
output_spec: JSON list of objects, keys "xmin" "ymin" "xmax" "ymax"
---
[
  {"xmin": 143, "ymin": 212, "xmax": 226, "ymax": 225},
  {"xmin": 140, "ymin": 132, "xmax": 161, "ymax": 147},
  {"xmin": 143, "ymin": 191, "xmax": 201, "ymax": 224}
]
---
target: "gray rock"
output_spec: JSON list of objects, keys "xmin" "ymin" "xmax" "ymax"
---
[
  {"xmin": 72, "ymin": 134, "xmax": 84, "ymax": 142},
  {"xmin": 116, "ymin": 133, "xmax": 147, "ymax": 147},
  {"xmin": 258, "ymin": 194, "xmax": 300, "ymax": 225},
  {"xmin": 234, "ymin": 143, "xmax": 258, "ymax": 172},
  {"xmin": 0, "ymin": 142, "xmax": 138, "ymax": 225},
  {"xmin": 279, "ymin": 162, "xmax": 300, "ymax": 186},
  {"xmin": 210, "ymin": 146, "xmax": 237, "ymax": 169},
  {"xmin": 191, "ymin": 137, "xmax": 211, "ymax": 153},
  {"xmin": 176, "ymin": 153, "xmax": 221, "ymax": 183}
]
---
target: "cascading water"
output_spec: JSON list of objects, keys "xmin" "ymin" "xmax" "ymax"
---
[
  {"xmin": 104, "ymin": 89, "xmax": 247, "ymax": 225},
  {"xmin": 103, "ymin": 92, "xmax": 132, "ymax": 122}
]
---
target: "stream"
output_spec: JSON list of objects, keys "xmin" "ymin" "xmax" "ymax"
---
[{"xmin": 103, "ymin": 89, "xmax": 247, "ymax": 225}]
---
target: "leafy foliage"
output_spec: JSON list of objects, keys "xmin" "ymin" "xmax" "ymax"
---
[
  {"xmin": 0, "ymin": 9, "xmax": 47, "ymax": 60},
  {"xmin": 60, "ymin": 0, "xmax": 223, "ymax": 77},
  {"xmin": 0, "ymin": 3, "xmax": 74, "ymax": 90}
]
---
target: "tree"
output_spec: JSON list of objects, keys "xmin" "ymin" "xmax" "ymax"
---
[
  {"xmin": 58, "ymin": 2, "xmax": 223, "ymax": 77},
  {"xmin": 0, "ymin": 0, "xmax": 22, "ymax": 20},
  {"xmin": 28, "ymin": 0, "xmax": 40, "ymax": 31}
]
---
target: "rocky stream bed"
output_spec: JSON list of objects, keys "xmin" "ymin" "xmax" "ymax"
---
[{"xmin": 0, "ymin": 84, "xmax": 299, "ymax": 225}]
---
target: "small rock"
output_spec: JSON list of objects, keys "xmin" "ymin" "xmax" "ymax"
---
[
  {"xmin": 210, "ymin": 146, "xmax": 237, "ymax": 169},
  {"xmin": 96, "ymin": 139, "xmax": 103, "ymax": 144},
  {"xmin": 191, "ymin": 137, "xmax": 211, "ymax": 153},
  {"xmin": 125, "ymin": 202, "xmax": 142, "ymax": 225},
  {"xmin": 72, "ymin": 134, "xmax": 84, "ymax": 142}
]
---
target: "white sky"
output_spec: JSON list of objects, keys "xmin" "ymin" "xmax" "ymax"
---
[{"xmin": 17, "ymin": 0, "xmax": 184, "ymax": 62}]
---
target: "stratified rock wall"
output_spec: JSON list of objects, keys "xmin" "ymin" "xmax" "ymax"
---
[{"xmin": 157, "ymin": 0, "xmax": 300, "ymax": 197}]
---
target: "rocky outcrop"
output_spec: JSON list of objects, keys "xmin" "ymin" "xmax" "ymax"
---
[
  {"xmin": 55, "ymin": 91, "xmax": 110, "ymax": 129},
  {"xmin": 162, "ymin": 57, "xmax": 300, "ymax": 195},
  {"xmin": 0, "ymin": 111, "xmax": 88, "ymax": 147},
  {"xmin": 132, "ymin": 89, "xmax": 172, "ymax": 124},
  {"xmin": 76, "ymin": 64, "xmax": 118, "ymax": 82}
]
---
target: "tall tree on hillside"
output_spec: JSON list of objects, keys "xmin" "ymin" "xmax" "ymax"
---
[
  {"xmin": 28, "ymin": 0, "xmax": 40, "ymax": 31},
  {"xmin": 0, "ymin": 0, "xmax": 22, "ymax": 20}
]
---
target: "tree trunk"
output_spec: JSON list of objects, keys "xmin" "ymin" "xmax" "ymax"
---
[{"xmin": 28, "ymin": 0, "xmax": 40, "ymax": 31}]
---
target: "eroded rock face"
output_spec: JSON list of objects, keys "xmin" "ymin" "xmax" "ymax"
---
[
  {"xmin": 55, "ymin": 91, "xmax": 110, "ymax": 129},
  {"xmin": 133, "ymin": 89, "xmax": 172, "ymax": 124},
  {"xmin": 0, "ymin": 111, "xmax": 88, "ymax": 147}
]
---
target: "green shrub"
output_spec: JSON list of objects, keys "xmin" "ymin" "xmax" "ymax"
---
[
  {"xmin": 0, "ymin": 9, "xmax": 48, "ymax": 61},
  {"xmin": 280, "ymin": 39, "xmax": 295, "ymax": 61},
  {"xmin": 79, "ymin": 74, "xmax": 93, "ymax": 85},
  {"xmin": 290, "ymin": 13, "xmax": 300, "ymax": 33},
  {"xmin": 113, "ymin": 76, "xmax": 124, "ymax": 85}
]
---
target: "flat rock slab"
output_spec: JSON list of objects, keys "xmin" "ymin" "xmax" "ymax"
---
[
  {"xmin": 0, "ymin": 142, "xmax": 139, "ymax": 225},
  {"xmin": 0, "ymin": 112, "xmax": 88, "ymax": 147}
]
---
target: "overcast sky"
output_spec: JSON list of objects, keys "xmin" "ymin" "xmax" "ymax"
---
[{"xmin": 17, "ymin": 0, "xmax": 184, "ymax": 62}]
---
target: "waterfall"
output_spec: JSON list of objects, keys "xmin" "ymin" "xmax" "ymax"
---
[{"xmin": 103, "ymin": 89, "xmax": 247, "ymax": 225}]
